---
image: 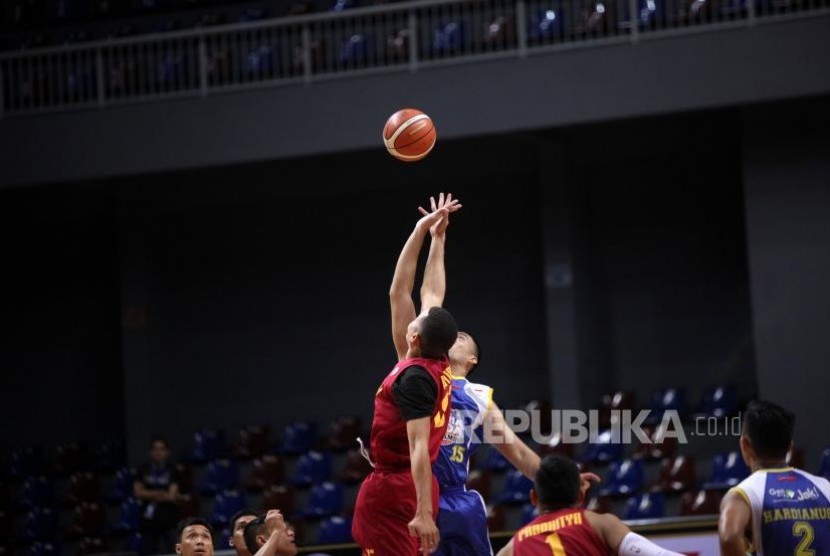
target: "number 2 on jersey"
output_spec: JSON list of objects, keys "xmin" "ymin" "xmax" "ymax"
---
[
  {"xmin": 793, "ymin": 521, "xmax": 815, "ymax": 556},
  {"xmin": 546, "ymin": 533, "xmax": 567, "ymax": 555}
]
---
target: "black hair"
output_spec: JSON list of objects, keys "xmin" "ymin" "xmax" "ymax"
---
[
  {"xmin": 419, "ymin": 307, "xmax": 458, "ymax": 359},
  {"xmin": 243, "ymin": 516, "xmax": 267, "ymax": 555},
  {"xmin": 229, "ymin": 509, "xmax": 259, "ymax": 532},
  {"xmin": 459, "ymin": 330, "xmax": 481, "ymax": 378},
  {"xmin": 742, "ymin": 400, "xmax": 795, "ymax": 460},
  {"xmin": 534, "ymin": 454, "xmax": 581, "ymax": 511},
  {"xmin": 176, "ymin": 517, "xmax": 214, "ymax": 542},
  {"xmin": 150, "ymin": 436, "xmax": 170, "ymax": 449}
]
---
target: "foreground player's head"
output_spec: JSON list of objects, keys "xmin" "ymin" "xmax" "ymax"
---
[
  {"xmin": 740, "ymin": 399, "xmax": 795, "ymax": 470},
  {"xmin": 448, "ymin": 330, "xmax": 480, "ymax": 377},
  {"xmin": 229, "ymin": 509, "xmax": 258, "ymax": 556},
  {"xmin": 176, "ymin": 518, "xmax": 214, "ymax": 556},
  {"xmin": 407, "ymin": 306, "xmax": 458, "ymax": 359},
  {"xmin": 530, "ymin": 454, "xmax": 582, "ymax": 513}
]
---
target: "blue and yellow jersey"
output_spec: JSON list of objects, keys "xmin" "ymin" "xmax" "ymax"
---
[
  {"xmin": 432, "ymin": 376, "xmax": 493, "ymax": 490},
  {"xmin": 731, "ymin": 467, "xmax": 830, "ymax": 555}
]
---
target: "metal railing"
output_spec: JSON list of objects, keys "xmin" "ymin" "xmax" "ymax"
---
[{"xmin": 1, "ymin": 0, "xmax": 828, "ymax": 117}]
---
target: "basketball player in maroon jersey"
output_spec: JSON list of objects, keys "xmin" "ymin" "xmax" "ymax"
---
[
  {"xmin": 352, "ymin": 194, "xmax": 462, "ymax": 556},
  {"xmin": 498, "ymin": 455, "xmax": 683, "ymax": 556}
]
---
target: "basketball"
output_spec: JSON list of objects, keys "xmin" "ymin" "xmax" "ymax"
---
[{"xmin": 383, "ymin": 108, "xmax": 437, "ymax": 162}]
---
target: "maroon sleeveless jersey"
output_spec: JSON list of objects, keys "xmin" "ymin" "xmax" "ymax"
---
[
  {"xmin": 514, "ymin": 509, "xmax": 609, "ymax": 556},
  {"xmin": 369, "ymin": 356, "xmax": 453, "ymax": 471}
]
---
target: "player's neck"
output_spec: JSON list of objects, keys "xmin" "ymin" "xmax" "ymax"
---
[{"xmin": 752, "ymin": 459, "xmax": 788, "ymax": 471}]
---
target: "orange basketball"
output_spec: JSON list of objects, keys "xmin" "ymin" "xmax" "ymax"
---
[{"xmin": 383, "ymin": 108, "xmax": 437, "ymax": 162}]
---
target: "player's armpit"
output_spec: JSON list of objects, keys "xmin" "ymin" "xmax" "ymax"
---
[{"xmin": 718, "ymin": 490, "xmax": 752, "ymax": 556}]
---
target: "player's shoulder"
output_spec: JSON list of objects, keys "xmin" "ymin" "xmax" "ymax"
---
[{"xmin": 463, "ymin": 380, "xmax": 494, "ymax": 408}]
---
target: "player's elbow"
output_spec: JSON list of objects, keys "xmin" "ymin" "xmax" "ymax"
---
[{"xmin": 717, "ymin": 527, "xmax": 746, "ymax": 554}]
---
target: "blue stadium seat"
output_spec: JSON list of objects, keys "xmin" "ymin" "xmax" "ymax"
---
[
  {"xmin": 9, "ymin": 447, "xmax": 44, "ymax": 479},
  {"xmin": 623, "ymin": 492, "xmax": 665, "ymax": 520},
  {"xmin": 20, "ymin": 508, "xmax": 59, "ymax": 542},
  {"xmin": 317, "ymin": 516, "xmax": 352, "ymax": 544},
  {"xmin": 303, "ymin": 482, "xmax": 344, "ymax": 519},
  {"xmin": 19, "ymin": 477, "xmax": 55, "ymax": 510},
  {"xmin": 645, "ymin": 387, "xmax": 686, "ymax": 424},
  {"xmin": 820, "ymin": 447, "xmax": 830, "ymax": 479},
  {"xmin": 114, "ymin": 498, "xmax": 142, "ymax": 533},
  {"xmin": 599, "ymin": 459, "xmax": 645, "ymax": 497},
  {"xmin": 199, "ymin": 459, "xmax": 240, "ymax": 495},
  {"xmin": 496, "ymin": 470, "xmax": 534, "ymax": 505},
  {"xmin": 156, "ymin": 54, "xmax": 186, "ymax": 87},
  {"xmin": 339, "ymin": 34, "xmax": 374, "ymax": 65},
  {"xmin": 618, "ymin": 0, "xmax": 664, "ymax": 29},
  {"xmin": 704, "ymin": 452, "xmax": 749, "ymax": 490},
  {"xmin": 125, "ymin": 533, "xmax": 143, "ymax": 553},
  {"xmin": 331, "ymin": 0, "xmax": 357, "ymax": 10},
  {"xmin": 209, "ymin": 490, "xmax": 247, "ymax": 526},
  {"xmin": 580, "ymin": 430, "xmax": 624, "ymax": 464},
  {"xmin": 108, "ymin": 467, "xmax": 137, "ymax": 503},
  {"xmin": 95, "ymin": 439, "xmax": 126, "ymax": 473},
  {"xmin": 281, "ymin": 422, "xmax": 317, "ymax": 455},
  {"xmin": 432, "ymin": 22, "xmax": 465, "ymax": 55},
  {"xmin": 698, "ymin": 384, "xmax": 738, "ymax": 418},
  {"xmin": 519, "ymin": 503, "xmax": 538, "ymax": 526},
  {"xmin": 528, "ymin": 9, "xmax": 566, "ymax": 42},
  {"xmin": 238, "ymin": 7, "xmax": 270, "ymax": 22},
  {"xmin": 479, "ymin": 446, "xmax": 511, "ymax": 472},
  {"xmin": 291, "ymin": 451, "xmax": 332, "ymax": 486},
  {"xmin": 245, "ymin": 45, "xmax": 276, "ymax": 77},
  {"xmin": 190, "ymin": 429, "xmax": 225, "ymax": 463},
  {"xmin": 28, "ymin": 542, "xmax": 60, "ymax": 556},
  {"xmin": 216, "ymin": 527, "xmax": 231, "ymax": 549}
]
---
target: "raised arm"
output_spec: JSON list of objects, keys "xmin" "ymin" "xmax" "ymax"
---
[
  {"xmin": 390, "ymin": 194, "xmax": 461, "ymax": 360},
  {"xmin": 419, "ymin": 193, "xmax": 454, "ymax": 312},
  {"xmin": 254, "ymin": 510, "xmax": 297, "ymax": 556},
  {"xmin": 718, "ymin": 490, "xmax": 752, "ymax": 556}
]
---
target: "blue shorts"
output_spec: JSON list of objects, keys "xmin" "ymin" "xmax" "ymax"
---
[{"xmin": 434, "ymin": 488, "xmax": 493, "ymax": 556}]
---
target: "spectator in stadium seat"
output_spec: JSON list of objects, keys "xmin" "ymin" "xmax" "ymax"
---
[
  {"xmin": 229, "ymin": 509, "xmax": 259, "ymax": 556},
  {"xmin": 176, "ymin": 517, "xmax": 214, "ymax": 556},
  {"xmin": 243, "ymin": 510, "xmax": 297, "ymax": 556},
  {"xmin": 134, "ymin": 436, "xmax": 182, "ymax": 555}
]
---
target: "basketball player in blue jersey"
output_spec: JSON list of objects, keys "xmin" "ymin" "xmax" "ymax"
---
[
  {"xmin": 719, "ymin": 400, "xmax": 830, "ymax": 556},
  {"xmin": 406, "ymin": 195, "xmax": 599, "ymax": 556}
]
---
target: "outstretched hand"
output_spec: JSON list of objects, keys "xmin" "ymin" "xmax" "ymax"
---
[
  {"xmin": 580, "ymin": 472, "xmax": 602, "ymax": 499},
  {"xmin": 417, "ymin": 192, "xmax": 461, "ymax": 237}
]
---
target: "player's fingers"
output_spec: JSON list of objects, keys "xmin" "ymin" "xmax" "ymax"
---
[
  {"xmin": 438, "ymin": 192, "xmax": 445, "ymax": 208},
  {"xmin": 430, "ymin": 196, "xmax": 437, "ymax": 211},
  {"xmin": 408, "ymin": 524, "xmax": 418, "ymax": 538},
  {"xmin": 418, "ymin": 206, "xmax": 429, "ymax": 216}
]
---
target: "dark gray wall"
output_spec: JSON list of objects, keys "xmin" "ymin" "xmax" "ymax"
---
[
  {"xmin": 1, "ymin": 16, "xmax": 829, "ymax": 188},
  {"xmin": 743, "ymin": 99, "xmax": 830, "ymax": 470},
  {"xmin": 541, "ymin": 112, "xmax": 757, "ymax": 411},
  {"xmin": 0, "ymin": 187, "xmax": 125, "ymax": 449}
]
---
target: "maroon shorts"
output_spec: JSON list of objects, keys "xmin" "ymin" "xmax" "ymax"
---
[{"xmin": 352, "ymin": 469, "xmax": 440, "ymax": 556}]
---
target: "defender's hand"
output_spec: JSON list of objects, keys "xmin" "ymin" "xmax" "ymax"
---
[{"xmin": 408, "ymin": 511, "xmax": 440, "ymax": 553}]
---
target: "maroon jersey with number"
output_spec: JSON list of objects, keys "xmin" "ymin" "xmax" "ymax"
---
[
  {"xmin": 369, "ymin": 356, "xmax": 453, "ymax": 470},
  {"xmin": 514, "ymin": 509, "xmax": 609, "ymax": 556}
]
